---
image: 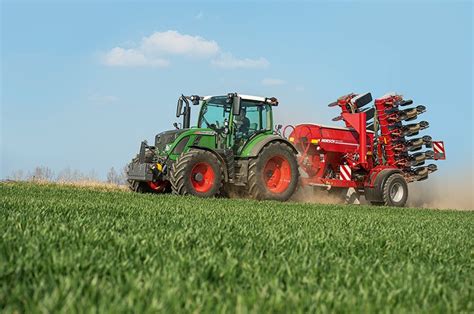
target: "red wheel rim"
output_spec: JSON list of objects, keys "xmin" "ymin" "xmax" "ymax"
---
[
  {"xmin": 190, "ymin": 162, "xmax": 215, "ymax": 193},
  {"xmin": 263, "ymin": 155, "xmax": 292, "ymax": 193},
  {"xmin": 148, "ymin": 181, "xmax": 166, "ymax": 192}
]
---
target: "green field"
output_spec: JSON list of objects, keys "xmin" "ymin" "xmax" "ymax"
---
[{"xmin": 1, "ymin": 182, "xmax": 473, "ymax": 313}]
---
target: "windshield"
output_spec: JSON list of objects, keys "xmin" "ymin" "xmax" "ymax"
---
[{"xmin": 197, "ymin": 96, "xmax": 230, "ymax": 129}]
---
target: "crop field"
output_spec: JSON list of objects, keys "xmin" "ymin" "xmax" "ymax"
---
[{"xmin": 1, "ymin": 182, "xmax": 473, "ymax": 313}]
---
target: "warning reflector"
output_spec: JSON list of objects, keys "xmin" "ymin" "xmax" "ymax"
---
[
  {"xmin": 432, "ymin": 141, "xmax": 446, "ymax": 160},
  {"xmin": 339, "ymin": 165, "xmax": 352, "ymax": 181}
]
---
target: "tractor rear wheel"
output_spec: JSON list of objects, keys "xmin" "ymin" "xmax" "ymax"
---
[
  {"xmin": 248, "ymin": 142, "xmax": 299, "ymax": 201},
  {"xmin": 382, "ymin": 173, "xmax": 408, "ymax": 207},
  {"xmin": 170, "ymin": 150, "xmax": 223, "ymax": 197}
]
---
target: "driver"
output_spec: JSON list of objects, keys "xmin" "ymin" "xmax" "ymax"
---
[{"xmin": 234, "ymin": 107, "xmax": 250, "ymax": 135}]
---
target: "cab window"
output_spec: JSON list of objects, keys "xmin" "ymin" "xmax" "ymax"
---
[{"xmin": 234, "ymin": 101, "xmax": 270, "ymax": 139}]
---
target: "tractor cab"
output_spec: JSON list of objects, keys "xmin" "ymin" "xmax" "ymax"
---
[{"xmin": 177, "ymin": 93, "xmax": 278, "ymax": 152}]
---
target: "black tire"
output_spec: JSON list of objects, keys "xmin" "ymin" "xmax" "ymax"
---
[
  {"xmin": 126, "ymin": 156, "xmax": 142, "ymax": 192},
  {"xmin": 382, "ymin": 173, "xmax": 408, "ymax": 207},
  {"xmin": 170, "ymin": 150, "xmax": 223, "ymax": 197},
  {"xmin": 248, "ymin": 142, "xmax": 299, "ymax": 201}
]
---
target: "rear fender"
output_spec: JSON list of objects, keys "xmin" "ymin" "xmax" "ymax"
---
[{"xmin": 241, "ymin": 135, "xmax": 298, "ymax": 158}]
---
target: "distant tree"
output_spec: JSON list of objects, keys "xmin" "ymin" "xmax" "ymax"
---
[
  {"xmin": 106, "ymin": 167, "xmax": 121, "ymax": 185},
  {"xmin": 8, "ymin": 170, "xmax": 25, "ymax": 181},
  {"xmin": 85, "ymin": 169, "xmax": 99, "ymax": 182},
  {"xmin": 119, "ymin": 165, "xmax": 129, "ymax": 185},
  {"xmin": 56, "ymin": 167, "xmax": 74, "ymax": 182},
  {"xmin": 72, "ymin": 169, "xmax": 84, "ymax": 181},
  {"xmin": 29, "ymin": 166, "xmax": 54, "ymax": 181}
]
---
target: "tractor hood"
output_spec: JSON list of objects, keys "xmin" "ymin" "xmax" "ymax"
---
[{"xmin": 155, "ymin": 129, "xmax": 188, "ymax": 151}]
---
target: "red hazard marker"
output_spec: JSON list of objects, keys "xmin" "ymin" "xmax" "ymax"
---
[
  {"xmin": 432, "ymin": 141, "xmax": 446, "ymax": 160},
  {"xmin": 339, "ymin": 165, "xmax": 352, "ymax": 181}
]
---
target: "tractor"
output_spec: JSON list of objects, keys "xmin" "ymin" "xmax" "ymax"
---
[{"xmin": 126, "ymin": 93, "xmax": 299, "ymax": 201}]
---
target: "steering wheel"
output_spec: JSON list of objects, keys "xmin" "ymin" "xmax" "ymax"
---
[{"xmin": 202, "ymin": 117, "xmax": 219, "ymax": 132}]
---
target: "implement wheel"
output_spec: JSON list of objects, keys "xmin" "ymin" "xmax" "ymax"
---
[
  {"xmin": 170, "ymin": 150, "xmax": 223, "ymax": 197},
  {"xmin": 382, "ymin": 173, "xmax": 408, "ymax": 207},
  {"xmin": 248, "ymin": 142, "xmax": 299, "ymax": 201}
]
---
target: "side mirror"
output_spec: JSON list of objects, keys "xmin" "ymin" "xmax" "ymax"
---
[
  {"xmin": 232, "ymin": 95, "xmax": 241, "ymax": 116},
  {"xmin": 173, "ymin": 122, "xmax": 180, "ymax": 129},
  {"xmin": 176, "ymin": 98, "xmax": 183, "ymax": 117}
]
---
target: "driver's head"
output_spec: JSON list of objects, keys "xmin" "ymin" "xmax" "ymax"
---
[{"xmin": 240, "ymin": 106, "xmax": 247, "ymax": 117}]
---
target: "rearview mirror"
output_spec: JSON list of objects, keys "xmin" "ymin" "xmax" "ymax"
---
[
  {"xmin": 232, "ymin": 95, "xmax": 241, "ymax": 116},
  {"xmin": 176, "ymin": 98, "xmax": 183, "ymax": 117}
]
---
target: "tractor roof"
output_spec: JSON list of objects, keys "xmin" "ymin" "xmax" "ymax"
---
[{"xmin": 203, "ymin": 94, "xmax": 270, "ymax": 102}]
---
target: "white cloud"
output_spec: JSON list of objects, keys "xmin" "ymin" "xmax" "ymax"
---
[
  {"xmin": 141, "ymin": 30, "xmax": 219, "ymax": 57},
  {"xmin": 103, "ymin": 47, "xmax": 169, "ymax": 67},
  {"xmin": 212, "ymin": 53, "xmax": 269, "ymax": 69},
  {"xmin": 262, "ymin": 78, "xmax": 286, "ymax": 86},
  {"xmin": 103, "ymin": 30, "xmax": 269, "ymax": 69}
]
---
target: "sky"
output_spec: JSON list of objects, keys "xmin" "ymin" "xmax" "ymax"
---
[{"xmin": 1, "ymin": 0, "xmax": 473, "ymax": 181}]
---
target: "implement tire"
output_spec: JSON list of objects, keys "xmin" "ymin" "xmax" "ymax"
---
[
  {"xmin": 248, "ymin": 142, "xmax": 299, "ymax": 201},
  {"xmin": 170, "ymin": 150, "xmax": 223, "ymax": 197},
  {"xmin": 382, "ymin": 173, "xmax": 408, "ymax": 207}
]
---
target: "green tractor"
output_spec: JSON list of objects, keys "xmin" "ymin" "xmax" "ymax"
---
[{"xmin": 126, "ymin": 93, "xmax": 299, "ymax": 201}]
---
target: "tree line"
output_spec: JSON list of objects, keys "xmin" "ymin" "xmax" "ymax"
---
[{"xmin": 7, "ymin": 166, "xmax": 128, "ymax": 185}]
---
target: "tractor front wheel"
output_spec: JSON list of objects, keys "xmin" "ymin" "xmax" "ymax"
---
[
  {"xmin": 170, "ymin": 150, "xmax": 223, "ymax": 197},
  {"xmin": 248, "ymin": 142, "xmax": 299, "ymax": 201}
]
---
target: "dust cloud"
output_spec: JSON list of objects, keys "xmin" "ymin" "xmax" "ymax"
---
[
  {"xmin": 290, "ymin": 169, "xmax": 473, "ymax": 211},
  {"xmin": 292, "ymin": 186, "xmax": 346, "ymax": 205},
  {"xmin": 408, "ymin": 168, "xmax": 473, "ymax": 211}
]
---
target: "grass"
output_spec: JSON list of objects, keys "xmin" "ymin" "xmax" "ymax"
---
[{"xmin": 1, "ymin": 182, "xmax": 473, "ymax": 313}]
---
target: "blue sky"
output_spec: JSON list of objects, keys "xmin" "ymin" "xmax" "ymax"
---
[{"xmin": 1, "ymin": 0, "xmax": 472, "ymax": 180}]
